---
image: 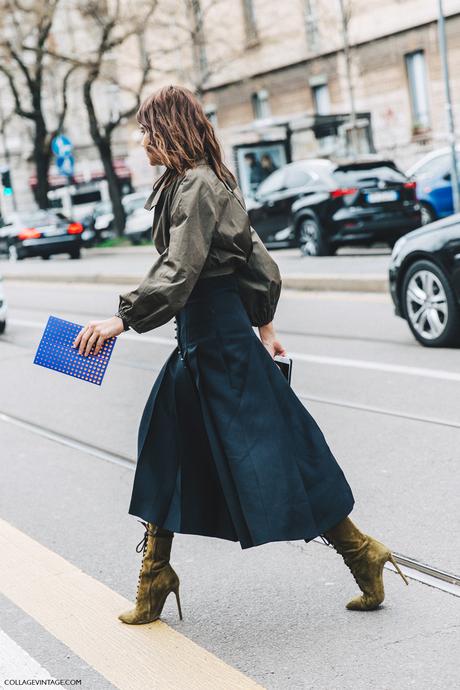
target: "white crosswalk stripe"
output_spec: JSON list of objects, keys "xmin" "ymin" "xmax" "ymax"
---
[{"xmin": 0, "ymin": 628, "xmax": 54, "ymax": 683}]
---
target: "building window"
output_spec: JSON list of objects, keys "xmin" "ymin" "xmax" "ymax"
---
[
  {"xmin": 204, "ymin": 103, "xmax": 218, "ymax": 127},
  {"xmin": 405, "ymin": 50, "xmax": 430, "ymax": 131},
  {"xmin": 312, "ymin": 83, "xmax": 331, "ymax": 115},
  {"xmin": 304, "ymin": 0, "xmax": 318, "ymax": 50},
  {"xmin": 251, "ymin": 89, "xmax": 270, "ymax": 120},
  {"xmin": 242, "ymin": 0, "xmax": 258, "ymax": 44}
]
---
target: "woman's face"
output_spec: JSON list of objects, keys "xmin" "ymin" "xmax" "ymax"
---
[{"xmin": 141, "ymin": 127, "xmax": 162, "ymax": 166}]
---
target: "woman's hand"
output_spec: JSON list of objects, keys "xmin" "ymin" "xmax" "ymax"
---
[
  {"xmin": 72, "ymin": 316, "xmax": 125, "ymax": 357},
  {"xmin": 258, "ymin": 322, "xmax": 287, "ymax": 358}
]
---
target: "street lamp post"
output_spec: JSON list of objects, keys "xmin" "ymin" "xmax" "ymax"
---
[{"xmin": 437, "ymin": 0, "xmax": 460, "ymax": 213}]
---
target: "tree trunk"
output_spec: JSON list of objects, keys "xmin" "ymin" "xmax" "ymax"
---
[
  {"xmin": 33, "ymin": 118, "xmax": 51, "ymax": 209},
  {"xmin": 83, "ymin": 77, "xmax": 126, "ymax": 236},
  {"xmin": 98, "ymin": 137, "xmax": 125, "ymax": 237}
]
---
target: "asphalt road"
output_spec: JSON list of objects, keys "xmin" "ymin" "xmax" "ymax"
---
[{"xmin": 1, "ymin": 276, "xmax": 459, "ymax": 689}]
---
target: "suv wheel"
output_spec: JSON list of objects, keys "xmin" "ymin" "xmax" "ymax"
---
[
  {"xmin": 401, "ymin": 259, "xmax": 460, "ymax": 347},
  {"xmin": 420, "ymin": 203, "xmax": 436, "ymax": 225},
  {"xmin": 297, "ymin": 217, "xmax": 330, "ymax": 256}
]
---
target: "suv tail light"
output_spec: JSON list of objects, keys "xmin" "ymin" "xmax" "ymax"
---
[
  {"xmin": 403, "ymin": 181, "xmax": 417, "ymax": 198},
  {"xmin": 330, "ymin": 188, "xmax": 358, "ymax": 199},
  {"xmin": 67, "ymin": 222, "xmax": 83, "ymax": 234},
  {"xmin": 18, "ymin": 227, "xmax": 41, "ymax": 240}
]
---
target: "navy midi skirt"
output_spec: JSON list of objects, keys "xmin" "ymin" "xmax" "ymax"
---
[{"xmin": 128, "ymin": 273, "xmax": 355, "ymax": 550}]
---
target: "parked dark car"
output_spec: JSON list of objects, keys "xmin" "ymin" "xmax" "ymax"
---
[
  {"xmin": 80, "ymin": 192, "xmax": 150, "ymax": 247},
  {"xmin": 389, "ymin": 214, "xmax": 460, "ymax": 347},
  {"xmin": 248, "ymin": 158, "xmax": 422, "ymax": 255},
  {"xmin": 0, "ymin": 211, "xmax": 83, "ymax": 260}
]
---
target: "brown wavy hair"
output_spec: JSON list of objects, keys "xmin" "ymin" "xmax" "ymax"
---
[{"xmin": 137, "ymin": 84, "xmax": 237, "ymax": 191}]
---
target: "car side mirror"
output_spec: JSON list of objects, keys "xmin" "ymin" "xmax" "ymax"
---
[{"xmin": 443, "ymin": 173, "xmax": 451, "ymax": 181}]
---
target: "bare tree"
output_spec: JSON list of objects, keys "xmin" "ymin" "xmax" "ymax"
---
[
  {"xmin": 0, "ymin": 0, "xmax": 76, "ymax": 208},
  {"xmin": 72, "ymin": 0, "xmax": 157, "ymax": 235},
  {"xmin": 152, "ymin": 0, "xmax": 260, "ymax": 99}
]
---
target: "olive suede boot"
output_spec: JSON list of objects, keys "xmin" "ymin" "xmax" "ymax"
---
[
  {"xmin": 118, "ymin": 520, "xmax": 183, "ymax": 624},
  {"xmin": 322, "ymin": 516, "xmax": 409, "ymax": 610}
]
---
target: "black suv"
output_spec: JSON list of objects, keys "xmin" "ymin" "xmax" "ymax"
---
[{"xmin": 248, "ymin": 158, "xmax": 422, "ymax": 255}]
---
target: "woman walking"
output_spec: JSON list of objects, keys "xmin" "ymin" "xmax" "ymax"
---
[{"xmin": 73, "ymin": 85, "xmax": 409, "ymax": 624}]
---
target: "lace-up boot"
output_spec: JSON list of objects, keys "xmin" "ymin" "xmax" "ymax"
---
[
  {"xmin": 322, "ymin": 516, "xmax": 409, "ymax": 610},
  {"xmin": 118, "ymin": 520, "xmax": 182, "ymax": 624}
]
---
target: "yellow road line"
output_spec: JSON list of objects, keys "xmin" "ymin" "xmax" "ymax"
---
[{"xmin": 0, "ymin": 518, "xmax": 264, "ymax": 690}]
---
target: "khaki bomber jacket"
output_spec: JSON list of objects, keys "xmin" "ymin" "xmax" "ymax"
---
[{"xmin": 115, "ymin": 159, "xmax": 282, "ymax": 333}]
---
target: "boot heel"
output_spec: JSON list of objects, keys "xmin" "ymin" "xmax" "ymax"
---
[
  {"xmin": 173, "ymin": 586, "xmax": 183, "ymax": 620},
  {"xmin": 388, "ymin": 553, "xmax": 409, "ymax": 586}
]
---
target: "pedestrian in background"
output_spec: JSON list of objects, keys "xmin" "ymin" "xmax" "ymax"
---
[{"xmin": 72, "ymin": 84, "xmax": 409, "ymax": 625}]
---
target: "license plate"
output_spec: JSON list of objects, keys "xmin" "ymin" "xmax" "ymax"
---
[
  {"xmin": 42, "ymin": 226, "xmax": 64, "ymax": 237},
  {"xmin": 366, "ymin": 190, "xmax": 398, "ymax": 203}
]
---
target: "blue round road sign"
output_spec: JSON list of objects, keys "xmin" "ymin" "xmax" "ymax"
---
[
  {"xmin": 52, "ymin": 134, "xmax": 73, "ymax": 157},
  {"xmin": 56, "ymin": 154, "xmax": 74, "ymax": 176}
]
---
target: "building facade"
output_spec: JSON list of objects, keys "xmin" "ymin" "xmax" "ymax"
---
[
  {"xmin": 189, "ymin": 0, "xmax": 460, "ymax": 195},
  {"xmin": 2, "ymin": 0, "xmax": 460, "ymax": 210}
]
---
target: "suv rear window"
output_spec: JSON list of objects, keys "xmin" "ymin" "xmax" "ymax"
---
[{"xmin": 333, "ymin": 163, "xmax": 407, "ymax": 186}]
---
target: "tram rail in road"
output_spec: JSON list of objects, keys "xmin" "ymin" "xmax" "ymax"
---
[
  {"xmin": 3, "ymin": 315, "xmax": 460, "ymax": 597},
  {"xmin": 1, "ymin": 406, "xmax": 459, "ymax": 599}
]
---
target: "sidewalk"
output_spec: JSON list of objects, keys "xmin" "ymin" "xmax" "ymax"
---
[{"xmin": 0, "ymin": 246, "xmax": 391, "ymax": 292}]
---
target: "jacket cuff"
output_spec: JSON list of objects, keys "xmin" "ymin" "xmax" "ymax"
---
[{"xmin": 116, "ymin": 311, "xmax": 131, "ymax": 331}]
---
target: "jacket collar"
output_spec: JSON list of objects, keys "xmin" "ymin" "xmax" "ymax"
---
[
  {"xmin": 143, "ymin": 158, "xmax": 236, "ymax": 210},
  {"xmin": 143, "ymin": 173, "xmax": 169, "ymax": 211}
]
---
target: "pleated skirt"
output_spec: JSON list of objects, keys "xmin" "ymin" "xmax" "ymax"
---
[{"xmin": 128, "ymin": 273, "xmax": 355, "ymax": 550}]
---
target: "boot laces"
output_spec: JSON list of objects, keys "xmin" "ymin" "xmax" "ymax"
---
[
  {"xmin": 327, "ymin": 537, "xmax": 370, "ymax": 592},
  {"xmin": 134, "ymin": 520, "xmax": 156, "ymax": 600},
  {"xmin": 320, "ymin": 533, "xmax": 363, "ymax": 589},
  {"xmin": 135, "ymin": 519, "xmax": 156, "ymax": 553}
]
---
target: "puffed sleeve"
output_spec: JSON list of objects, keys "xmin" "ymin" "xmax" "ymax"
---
[
  {"xmin": 115, "ymin": 171, "xmax": 218, "ymax": 333},
  {"xmin": 235, "ymin": 225, "xmax": 282, "ymax": 327}
]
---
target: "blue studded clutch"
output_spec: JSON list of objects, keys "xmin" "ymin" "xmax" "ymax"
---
[{"xmin": 33, "ymin": 315, "xmax": 117, "ymax": 386}]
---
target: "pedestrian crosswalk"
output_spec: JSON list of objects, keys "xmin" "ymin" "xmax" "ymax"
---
[
  {"xmin": 0, "ymin": 518, "xmax": 264, "ymax": 690},
  {"xmin": 0, "ymin": 629, "xmax": 55, "ymax": 684}
]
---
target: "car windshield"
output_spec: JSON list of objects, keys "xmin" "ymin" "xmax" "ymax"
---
[
  {"xmin": 411, "ymin": 153, "xmax": 455, "ymax": 179},
  {"xmin": 11, "ymin": 212, "xmax": 60, "ymax": 228},
  {"xmin": 124, "ymin": 196, "xmax": 145, "ymax": 213},
  {"xmin": 333, "ymin": 164, "xmax": 406, "ymax": 186}
]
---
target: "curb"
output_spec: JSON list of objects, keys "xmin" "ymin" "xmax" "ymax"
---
[
  {"xmin": 282, "ymin": 273, "xmax": 388, "ymax": 293},
  {"xmin": 2, "ymin": 272, "xmax": 389, "ymax": 293}
]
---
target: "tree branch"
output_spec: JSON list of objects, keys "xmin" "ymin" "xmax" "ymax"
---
[
  {"xmin": 0, "ymin": 64, "xmax": 35, "ymax": 118},
  {"xmin": 104, "ymin": 50, "xmax": 151, "ymax": 136},
  {"xmin": 55, "ymin": 63, "xmax": 78, "ymax": 132}
]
